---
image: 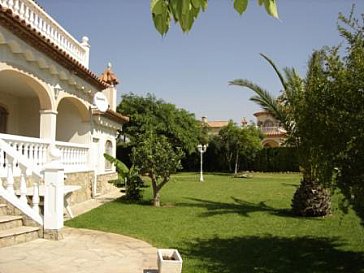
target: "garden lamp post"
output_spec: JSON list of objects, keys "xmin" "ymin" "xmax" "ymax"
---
[{"xmin": 197, "ymin": 144, "xmax": 208, "ymax": 182}]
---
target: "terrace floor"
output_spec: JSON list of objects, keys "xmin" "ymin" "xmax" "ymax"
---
[{"xmin": 0, "ymin": 190, "xmax": 158, "ymax": 273}]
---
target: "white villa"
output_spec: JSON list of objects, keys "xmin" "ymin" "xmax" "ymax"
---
[
  {"xmin": 254, "ymin": 111, "xmax": 286, "ymax": 147},
  {"xmin": 0, "ymin": 0, "xmax": 128, "ymax": 243}
]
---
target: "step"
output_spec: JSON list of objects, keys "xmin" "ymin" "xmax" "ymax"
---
[
  {"xmin": 0, "ymin": 215, "xmax": 23, "ymax": 230},
  {"xmin": 0, "ymin": 226, "xmax": 40, "ymax": 248}
]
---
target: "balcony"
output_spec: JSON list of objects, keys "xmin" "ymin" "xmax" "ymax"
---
[
  {"xmin": 0, "ymin": 0, "xmax": 90, "ymax": 68},
  {"xmin": 260, "ymin": 126, "xmax": 286, "ymax": 136}
]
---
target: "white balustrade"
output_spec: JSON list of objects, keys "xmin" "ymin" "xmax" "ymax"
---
[
  {"xmin": 0, "ymin": 134, "xmax": 90, "ymax": 174},
  {"xmin": 0, "ymin": 138, "xmax": 43, "ymax": 225},
  {"xmin": 56, "ymin": 141, "xmax": 89, "ymax": 172},
  {"xmin": 0, "ymin": 0, "xmax": 89, "ymax": 67}
]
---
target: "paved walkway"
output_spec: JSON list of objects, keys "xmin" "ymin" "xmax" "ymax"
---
[{"xmin": 0, "ymin": 190, "xmax": 158, "ymax": 273}]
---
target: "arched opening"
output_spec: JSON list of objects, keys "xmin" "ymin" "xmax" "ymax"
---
[
  {"xmin": 0, "ymin": 69, "xmax": 52, "ymax": 137},
  {"xmin": 263, "ymin": 140, "xmax": 280, "ymax": 148},
  {"xmin": 105, "ymin": 140, "xmax": 113, "ymax": 171},
  {"xmin": 56, "ymin": 97, "xmax": 90, "ymax": 143}
]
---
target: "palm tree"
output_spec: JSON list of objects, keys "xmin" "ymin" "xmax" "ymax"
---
[{"xmin": 230, "ymin": 53, "xmax": 331, "ymax": 217}]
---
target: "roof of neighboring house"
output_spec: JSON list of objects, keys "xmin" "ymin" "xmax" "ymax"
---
[
  {"xmin": 206, "ymin": 121, "xmax": 229, "ymax": 128},
  {"xmin": 254, "ymin": 111, "xmax": 271, "ymax": 117},
  {"xmin": 0, "ymin": 5, "xmax": 109, "ymax": 90}
]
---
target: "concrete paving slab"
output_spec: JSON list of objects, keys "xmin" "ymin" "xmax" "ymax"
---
[
  {"xmin": 0, "ymin": 227, "xmax": 158, "ymax": 273},
  {"xmin": 0, "ymin": 190, "xmax": 158, "ymax": 273}
]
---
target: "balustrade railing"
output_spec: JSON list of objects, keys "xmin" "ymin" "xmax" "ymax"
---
[
  {"xmin": 0, "ymin": 0, "xmax": 89, "ymax": 67},
  {"xmin": 0, "ymin": 134, "xmax": 91, "ymax": 175},
  {"xmin": 56, "ymin": 141, "xmax": 89, "ymax": 172},
  {"xmin": 0, "ymin": 138, "xmax": 43, "ymax": 225},
  {"xmin": 260, "ymin": 126, "xmax": 286, "ymax": 134}
]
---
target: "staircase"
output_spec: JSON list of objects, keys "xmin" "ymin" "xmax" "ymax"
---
[{"xmin": 0, "ymin": 201, "xmax": 41, "ymax": 248}]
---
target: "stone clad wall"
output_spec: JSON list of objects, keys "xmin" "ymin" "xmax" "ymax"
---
[
  {"xmin": 96, "ymin": 172, "xmax": 118, "ymax": 195},
  {"xmin": 64, "ymin": 171, "xmax": 118, "ymax": 205},
  {"xmin": 64, "ymin": 171, "xmax": 93, "ymax": 205}
]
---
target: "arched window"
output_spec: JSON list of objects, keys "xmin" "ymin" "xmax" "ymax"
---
[
  {"xmin": 0, "ymin": 105, "xmax": 8, "ymax": 134},
  {"xmin": 105, "ymin": 140, "xmax": 113, "ymax": 171}
]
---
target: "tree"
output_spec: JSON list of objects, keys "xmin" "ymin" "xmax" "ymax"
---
[
  {"xmin": 230, "ymin": 53, "xmax": 332, "ymax": 217},
  {"xmin": 117, "ymin": 93, "xmax": 200, "ymax": 206},
  {"xmin": 118, "ymin": 93, "xmax": 200, "ymax": 155},
  {"xmin": 132, "ymin": 132, "xmax": 183, "ymax": 207},
  {"xmin": 300, "ymin": 9, "xmax": 364, "ymax": 219},
  {"xmin": 217, "ymin": 121, "xmax": 262, "ymax": 174},
  {"xmin": 151, "ymin": 0, "xmax": 278, "ymax": 35}
]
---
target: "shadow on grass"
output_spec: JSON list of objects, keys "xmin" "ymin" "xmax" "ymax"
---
[
  {"xmin": 181, "ymin": 236, "xmax": 364, "ymax": 273},
  {"xmin": 176, "ymin": 197, "xmax": 297, "ymax": 218}
]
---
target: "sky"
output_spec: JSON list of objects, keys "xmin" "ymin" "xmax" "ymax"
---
[{"xmin": 36, "ymin": 0, "xmax": 364, "ymax": 123}]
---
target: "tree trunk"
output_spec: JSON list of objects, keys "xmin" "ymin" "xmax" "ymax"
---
[
  {"xmin": 234, "ymin": 152, "xmax": 239, "ymax": 174},
  {"xmin": 151, "ymin": 179, "xmax": 160, "ymax": 207}
]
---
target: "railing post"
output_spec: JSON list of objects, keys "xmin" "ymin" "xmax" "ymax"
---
[{"xmin": 43, "ymin": 145, "xmax": 64, "ymax": 240}]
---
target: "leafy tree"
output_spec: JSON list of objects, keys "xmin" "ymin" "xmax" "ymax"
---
[
  {"xmin": 217, "ymin": 121, "xmax": 262, "ymax": 174},
  {"xmin": 117, "ymin": 93, "xmax": 200, "ymax": 206},
  {"xmin": 118, "ymin": 93, "xmax": 200, "ymax": 155},
  {"xmin": 151, "ymin": 0, "xmax": 279, "ymax": 35},
  {"xmin": 132, "ymin": 132, "xmax": 184, "ymax": 207}
]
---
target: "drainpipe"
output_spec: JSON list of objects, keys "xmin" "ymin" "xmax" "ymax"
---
[{"xmin": 89, "ymin": 106, "xmax": 99, "ymax": 199}]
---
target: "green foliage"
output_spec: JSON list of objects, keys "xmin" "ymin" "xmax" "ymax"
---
[
  {"xmin": 118, "ymin": 93, "xmax": 199, "ymax": 155},
  {"xmin": 151, "ymin": 0, "xmax": 279, "ymax": 35},
  {"xmin": 132, "ymin": 132, "xmax": 184, "ymax": 206},
  {"xmin": 103, "ymin": 153, "xmax": 129, "ymax": 181},
  {"xmin": 210, "ymin": 121, "xmax": 262, "ymax": 173},
  {"xmin": 253, "ymin": 147, "xmax": 299, "ymax": 172},
  {"xmin": 104, "ymin": 153, "xmax": 144, "ymax": 201}
]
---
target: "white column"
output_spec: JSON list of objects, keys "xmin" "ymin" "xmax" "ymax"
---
[
  {"xmin": 39, "ymin": 110, "xmax": 58, "ymax": 141},
  {"xmin": 43, "ymin": 146, "xmax": 64, "ymax": 239}
]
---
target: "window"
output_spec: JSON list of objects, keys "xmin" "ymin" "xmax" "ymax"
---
[
  {"xmin": 105, "ymin": 140, "xmax": 113, "ymax": 171},
  {"xmin": 0, "ymin": 106, "xmax": 8, "ymax": 134},
  {"xmin": 263, "ymin": 119, "xmax": 274, "ymax": 128}
]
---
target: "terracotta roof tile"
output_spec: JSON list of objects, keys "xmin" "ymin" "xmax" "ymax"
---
[{"xmin": 206, "ymin": 121, "xmax": 229, "ymax": 128}]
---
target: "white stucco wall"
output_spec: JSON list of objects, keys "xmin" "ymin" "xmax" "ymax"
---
[
  {"xmin": 0, "ymin": 92, "xmax": 40, "ymax": 137},
  {"xmin": 56, "ymin": 100, "xmax": 90, "ymax": 144}
]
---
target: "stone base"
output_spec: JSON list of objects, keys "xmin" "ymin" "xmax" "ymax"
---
[{"xmin": 43, "ymin": 229, "xmax": 63, "ymax": 240}]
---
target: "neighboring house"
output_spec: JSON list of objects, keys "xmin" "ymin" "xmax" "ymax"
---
[
  {"xmin": 254, "ymin": 111, "xmax": 286, "ymax": 147},
  {"xmin": 201, "ymin": 116, "xmax": 229, "ymax": 135},
  {"xmin": 0, "ymin": 0, "xmax": 128, "ymax": 238}
]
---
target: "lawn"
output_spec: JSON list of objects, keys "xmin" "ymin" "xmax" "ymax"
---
[{"xmin": 66, "ymin": 173, "xmax": 364, "ymax": 273}]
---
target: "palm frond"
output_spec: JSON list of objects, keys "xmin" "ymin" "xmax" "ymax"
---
[
  {"xmin": 229, "ymin": 79, "xmax": 286, "ymax": 124},
  {"xmin": 260, "ymin": 53, "xmax": 287, "ymax": 90}
]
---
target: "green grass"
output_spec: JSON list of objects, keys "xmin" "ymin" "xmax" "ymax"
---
[{"xmin": 66, "ymin": 173, "xmax": 364, "ymax": 273}]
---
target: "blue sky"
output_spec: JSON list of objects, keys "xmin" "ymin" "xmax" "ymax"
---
[{"xmin": 37, "ymin": 0, "xmax": 364, "ymax": 123}]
